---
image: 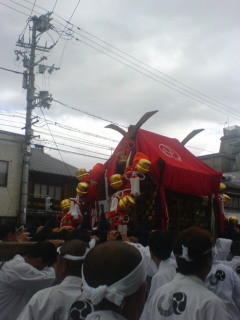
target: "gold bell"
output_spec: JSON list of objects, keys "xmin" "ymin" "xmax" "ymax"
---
[
  {"xmin": 76, "ymin": 182, "xmax": 89, "ymax": 197},
  {"xmin": 219, "ymin": 183, "xmax": 227, "ymax": 193},
  {"xmin": 76, "ymin": 168, "xmax": 88, "ymax": 181},
  {"xmin": 119, "ymin": 195, "xmax": 135, "ymax": 211},
  {"xmin": 228, "ymin": 216, "xmax": 238, "ymax": 225},
  {"xmin": 60, "ymin": 199, "xmax": 71, "ymax": 213},
  {"xmin": 110, "ymin": 174, "xmax": 123, "ymax": 190},
  {"xmin": 222, "ymin": 194, "xmax": 230, "ymax": 207},
  {"xmin": 136, "ymin": 159, "xmax": 151, "ymax": 174}
]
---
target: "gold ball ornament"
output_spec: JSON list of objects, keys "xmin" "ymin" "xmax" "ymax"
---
[
  {"xmin": 219, "ymin": 183, "xmax": 227, "ymax": 193},
  {"xmin": 119, "ymin": 195, "xmax": 135, "ymax": 211},
  {"xmin": 110, "ymin": 174, "xmax": 123, "ymax": 190},
  {"xmin": 76, "ymin": 168, "xmax": 88, "ymax": 181},
  {"xmin": 228, "ymin": 216, "xmax": 239, "ymax": 225},
  {"xmin": 76, "ymin": 182, "xmax": 89, "ymax": 197},
  {"xmin": 60, "ymin": 199, "xmax": 71, "ymax": 213},
  {"xmin": 136, "ymin": 159, "xmax": 151, "ymax": 174},
  {"xmin": 222, "ymin": 194, "xmax": 230, "ymax": 207}
]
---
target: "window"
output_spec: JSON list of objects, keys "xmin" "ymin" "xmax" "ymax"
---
[
  {"xmin": 0, "ymin": 161, "xmax": 8, "ymax": 187},
  {"xmin": 33, "ymin": 183, "xmax": 62, "ymax": 200}
]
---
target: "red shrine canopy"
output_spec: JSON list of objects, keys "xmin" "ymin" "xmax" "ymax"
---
[{"xmin": 105, "ymin": 128, "xmax": 222, "ymax": 197}]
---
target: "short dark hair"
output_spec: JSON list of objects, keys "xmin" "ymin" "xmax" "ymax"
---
[
  {"xmin": 173, "ymin": 227, "xmax": 214, "ymax": 276},
  {"xmin": 23, "ymin": 242, "xmax": 57, "ymax": 266},
  {"xmin": 83, "ymin": 241, "xmax": 141, "ymax": 287},
  {"xmin": 83, "ymin": 241, "xmax": 142, "ymax": 310},
  {"xmin": 59, "ymin": 239, "xmax": 88, "ymax": 276},
  {"xmin": 148, "ymin": 230, "xmax": 173, "ymax": 260}
]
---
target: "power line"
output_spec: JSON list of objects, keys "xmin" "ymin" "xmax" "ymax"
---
[
  {"xmin": 0, "ymin": 1, "xmax": 29, "ymax": 16},
  {"xmin": 29, "ymin": 0, "xmax": 36, "ymax": 16},
  {"xmin": 33, "ymin": 128, "xmax": 116, "ymax": 151},
  {"xmin": 40, "ymin": 107, "xmax": 72, "ymax": 175},
  {"xmin": 0, "ymin": 112, "xmax": 120, "ymax": 142},
  {"xmin": 68, "ymin": 0, "xmax": 81, "ymax": 22},
  {"xmin": 0, "ymin": 66, "xmax": 23, "ymax": 75},
  {"xmin": 5, "ymin": 0, "xmax": 240, "ymax": 122},
  {"xmin": 44, "ymin": 146, "xmax": 108, "ymax": 160},
  {"xmin": 53, "ymin": 99, "xmax": 128, "ymax": 128},
  {"xmin": 35, "ymin": 138, "xmax": 111, "ymax": 157}
]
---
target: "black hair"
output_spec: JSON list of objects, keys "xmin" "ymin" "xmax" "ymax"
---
[
  {"xmin": 173, "ymin": 227, "xmax": 214, "ymax": 276},
  {"xmin": 23, "ymin": 242, "xmax": 57, "ymax": 266},
  {"xmin": 0, "ymin": 223, "xmax": 16, "ymax": 240},
  {"xmin": 148, "ymin": 230, "xmax": 173, "ymax": 260},
  {"xmin": 59, "ymin": 239, "xmax": 88, "ymax": 276}
]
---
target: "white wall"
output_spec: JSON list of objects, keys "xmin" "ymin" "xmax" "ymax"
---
[{"xmin": 0, "ymin": 132, "xmax": 24, "ymax": 218}]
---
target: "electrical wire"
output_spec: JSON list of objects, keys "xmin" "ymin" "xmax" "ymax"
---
[
  {"xmin": 39, "ymin": 107, "xmax": 72, "ymax": 175},
  {"xmin": 53, "ymin": 99, "xmax": 128, "ymax": 128},
  {"xmin": 0, "ymin": 112, "xmax": 120, "ymax": 142},
  {"xmin": 29, "ymin": 0, "xmax": 36, "ymax": 16},
  {"xmin": 0, "ymin": 66, "xmax": 23, "ymax": 74},
  {"xmin": 43, "ymin": 146, "xmax": 108, "ymax": 160},
  {"xmin": 34, "ymin": 138, "xmax": 110, "ymax": 157},
  {"xmin": 0, "ymin": 1, "xmax": 29, "ymax": 16},
  {"xmin": 6, "ymin": 0, "xmax": 240, "ymax": 121}
]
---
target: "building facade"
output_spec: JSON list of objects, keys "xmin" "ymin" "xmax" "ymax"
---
[
  {"xmin": 199, "ymin": 126, "xmax": 240, "ymax": 222},
  {"xmin": 0, "ymin": 130, "xmax": 24, "ymax": 221},
  {"xmin": 0, "ymin": 131, "xmax": 78, "ymax": 224}
]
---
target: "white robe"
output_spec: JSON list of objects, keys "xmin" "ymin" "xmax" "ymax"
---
[
  {"xmin": 140, "ymin": 257, "xmax": 176, "ymax": 320},
  {"xmin": 17, "ymin": 276, "xmax": 90, "ymax": 320},
  {"xmin": 215, "ymin": 238, "xmax": 232, "ymax": 261},
  {"xmin": 221, "ymin": 256, "xmax": 240, "ymax": 277},
  {"xmin": 148, "ymin": 273, "xmax": 232, "ymax": 320},
  {"xmin": 204, "ymin": 262, "xmax": 240, "ymax": 320},
  {"xmin": 0, "ymin": 254, "xmax": 56, "ymax": 320},
  {"xmin": 85, "ymin": 310, "xmax": 127, "ymax": 320}
]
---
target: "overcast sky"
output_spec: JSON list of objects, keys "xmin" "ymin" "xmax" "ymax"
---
[{"xmin": 1, "ymin": 0, "xmax": 240, "ymax": 170}]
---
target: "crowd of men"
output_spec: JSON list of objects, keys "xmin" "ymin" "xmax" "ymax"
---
[{"xmin": 0, "ymin": 220, "xmax": 240, "ymax": 320}]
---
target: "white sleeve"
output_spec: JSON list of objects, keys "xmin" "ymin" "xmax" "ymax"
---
[
  {"xmin": 200, "ymin": 298, "xmax": 233, "ymax": 320},
  {"xmin": 5, "ymin": 263, "xmax": 56, "ymax": 290},
  {"xmin": 17, "ymin": 288, "xmax": 53, "ymax": 320}
]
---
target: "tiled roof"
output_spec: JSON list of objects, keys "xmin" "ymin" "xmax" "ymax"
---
[{"xmin": 30, "ymin": 147, "xmax": 77, "ymax": 177}]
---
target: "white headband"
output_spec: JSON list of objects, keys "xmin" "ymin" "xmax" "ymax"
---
[
  {"xmin": 82, "ymin": 253, "xmax": 147, "ymax": 306},
  {"xmin": 57, "ymin": 246, "xmax": 90, "ymax": 261},
  {"xmin": 177, "ymin": 245, "xmax": 212, "ymax": 262}
]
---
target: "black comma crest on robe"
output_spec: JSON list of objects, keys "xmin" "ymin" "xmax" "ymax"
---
[
  {"xmin": 236, "ymin": 265, "xmax": 240, "ymax": 275},
  {"xmin": 68, "ymin": 300, "xmax": 94, "ymax": 320},
  {"xmin": 209, "ymin": 269, "xmax": 226, "ymax": 285},
  {"xmin": 157, "ymin": 292, "xmax": 187, "ymax": 317}
]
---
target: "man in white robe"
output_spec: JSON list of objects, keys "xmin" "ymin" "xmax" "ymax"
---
[
  {"xmin": 0, "ymin": 242, "xmax": 56, "ymax": 320},
  {"xmin": 82, "ymin": 241, "xmax": 147, "ymax": 320},
  {"xmin": 148, "ymin": 227, "xmax": 232, "ymax": 320},
  {"xmin": 17, "ymin": 239, "xmax": 93, "ymax": 320},
  {"xmin": 204, "ymin": 261, "xmax": 240, "ymax": 320},
  {"xmin": 140, "ymin": 231, "xmax": 176, "ymax": 320}
]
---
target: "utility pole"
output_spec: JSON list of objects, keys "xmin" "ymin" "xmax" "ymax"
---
[{"xmin": 16, "ymin": 13, "xmax": 57, "ymax": 224}]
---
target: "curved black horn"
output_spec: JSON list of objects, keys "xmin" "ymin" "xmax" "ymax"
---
[
  {"xmin": 130, "ymin": 110, "xmax": 158, "ymax": 138},
  {"xmin": 181, "ymin": 129, "xmax": 204, "ymax": 145},
  {"xmin": 105, "ymin": 124, "xmax": 127, "ymax": 136}
]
